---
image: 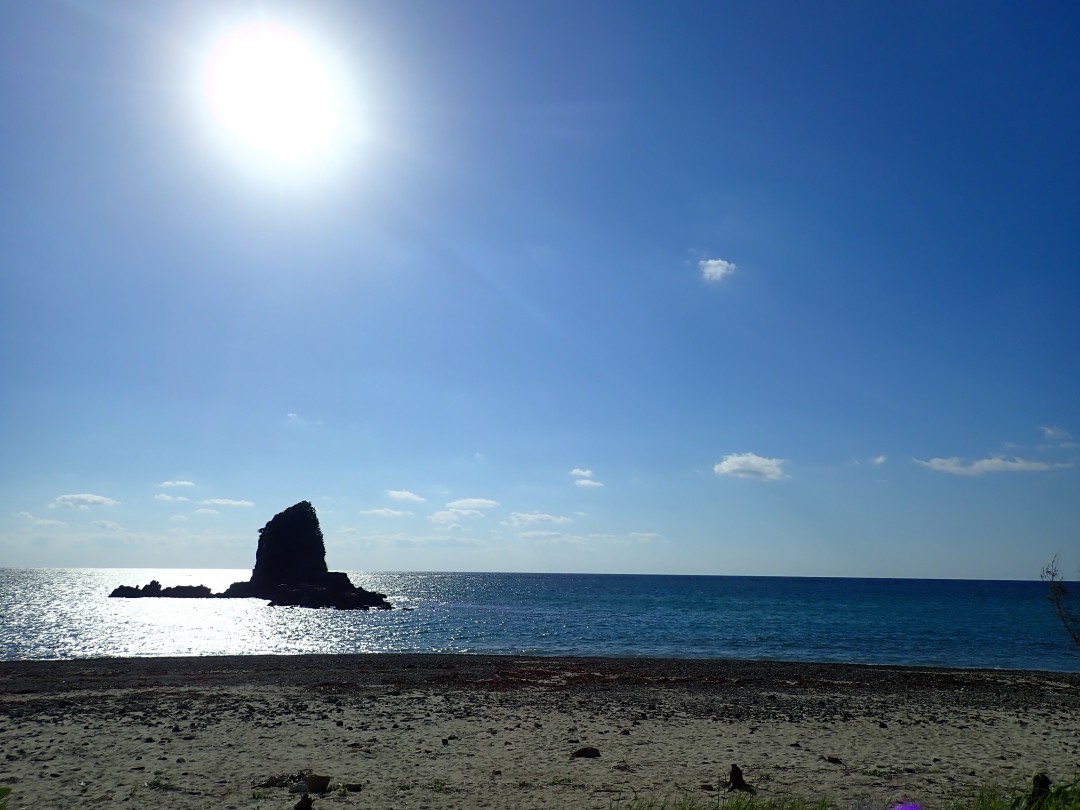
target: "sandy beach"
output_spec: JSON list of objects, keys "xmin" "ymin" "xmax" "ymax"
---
[{"xmin": 1, "ymin": 655, "xmax": 1077, "ymax": 809}]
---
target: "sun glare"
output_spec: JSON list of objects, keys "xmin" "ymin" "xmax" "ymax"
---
[{"xmin": 198, "ymin": 18, "xmax": 354, "ymax": 177}]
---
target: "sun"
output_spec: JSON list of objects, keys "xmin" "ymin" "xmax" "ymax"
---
[{"xmin": 198, "ymin": 18, "xmax": 354, "ymax": 175}]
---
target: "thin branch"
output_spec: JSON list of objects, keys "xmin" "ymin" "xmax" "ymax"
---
[{"xmin": 1041, "ymin": 555, "xmax": 1080, "ymax": 648}]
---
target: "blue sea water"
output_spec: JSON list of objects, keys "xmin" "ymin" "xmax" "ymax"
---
[{"xmin": 0, "ymin": 568, "xmax": 1077, "ymax": 670}]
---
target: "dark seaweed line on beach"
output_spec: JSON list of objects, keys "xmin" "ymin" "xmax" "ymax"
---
[{"xmin": 2, "ymin": 654, "xmax": 1078, "ymax": 708}]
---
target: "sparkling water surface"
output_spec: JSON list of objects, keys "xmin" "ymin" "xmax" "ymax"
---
[{"xmin": 0, "ymin": 568, "xmax": 1076, "ymax": 670}]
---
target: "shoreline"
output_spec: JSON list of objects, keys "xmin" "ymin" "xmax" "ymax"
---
[{"xmin": 2, "ymin": 655, "xmax": 1078, "ymax": 809}]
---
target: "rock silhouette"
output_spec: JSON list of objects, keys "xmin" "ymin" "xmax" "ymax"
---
[{"xmin": 110, "ymin": 501, "xmax": 391, "ymax": 610}]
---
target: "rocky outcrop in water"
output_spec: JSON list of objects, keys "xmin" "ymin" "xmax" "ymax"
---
[
  {"xmin": 108, "ymin": 581, "xmax": 214, "ymax": 599},
  {"xmin": 109, "ymin": 501, "xmax": 391, "ymax": 610}
]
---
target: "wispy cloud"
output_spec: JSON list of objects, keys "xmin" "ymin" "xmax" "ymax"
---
[
  {"xmin": 429, "ymin": 508, "xmax": 484, "ymax": 524},
  {"xmin": 199, "ymin": 498, "xmax": 254, "ymax": 507},
  {"xmin": 914, "ymin": 456, "xmax": 1071, "ymax": 476},
  {"xmin": 872, "ymin": 455, "xmax": 887, "ymax": 466},
  {"xmin": 359, "ymin": 508, "xmax": 411, "ymax": 517},
  {"xmin": 159, "ymin": 480, "xmax": 194, "ymax": 488},
  {"xmin": 50, "ymin": 493, "xmax": 118, "ymax": 509},
  {"xmin": 446, "ymin": 498, "xmax": 499, "ymax": 509},
  {"xmin": 570, "ymin": 468, "xmax": 604, "ymax": 487},
  {"xmin": 15, "ymin": 511, "xmax": 68, "ymax": 527},
  {"xmin": 1040, "ymin": 425, "xmax": 1073, "ymax": 441},
  {"xmin": 154, "ymin": 493, "xmax": 189, "ymax": 502},
  {"xmin": 714, "ymin": 452, "xmax": 788, "ymax": 481},
  {"xmin": 92, "ymin": 520, "xmax": 124, "ymax": 532},
  {"xmin": 518, "ymin": 530, "xmax": 566, "ymax": 540},
  {"xmin": 194, "ymin": 508, "xmax": 218, "ymax": 515},
  {"xmin": 387, "ymin": 489, "xmax": 425, "ymax": 503},
  {"xmin": 700, "ymin": 257, "xmax": 737, "ymax": 282},
  {"xmin": 505, "ymin": 512, "xmax": 573, "ymax": 526}
]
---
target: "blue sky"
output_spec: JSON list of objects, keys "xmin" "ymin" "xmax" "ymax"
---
[{"xmin": 2, "ymin": 1, "xmax": 1078, "ymax": 578}]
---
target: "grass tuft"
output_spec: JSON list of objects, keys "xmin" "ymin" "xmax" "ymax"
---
[{"xmin": 611, "ymin": 779, "xmax": 1080, "ymax": 810}]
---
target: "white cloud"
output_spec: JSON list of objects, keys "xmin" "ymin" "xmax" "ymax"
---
[
  {"xmin": 154, "ymin": 493, "xmax": 189, "ymax": 502},
  {"xmin": 194, "ymin": 508, "xmax": 219, "ymax": 515},
  {"xmin": 387, "ymin": 489, "xmax": 425, "ymax": 503},
  {"xmin": 505, "ymin": 512, "xmax": 573, "ymax": 526},
  {"xmin": 700, "ymin": 257, "xmax": 737, "ymax": 282},
  {"xmin": 570, "ymin": 469, "xmax": 604, "ymax": 487},
  {"xmin": 624, "ymin": 531, "xmax": 661, "ymax": 544},
  {"xmin": 713, "ymin": 452, "xmax": 788, "ymax": 481},
  {"xmin": 50, "ymin": 493, "xmax": 118, "ymax": 509},
  {"xmin": 359, "ymin": 508, "xmax": 411, "ymax": 517},
  {"xmin": 18, "ymin": 512, "xmax": 68, "ymax": 526},
  {"xmin": 518, "ymin": 530, "xmax": 566, "ymax": 540},
  {"xmin": 446, "ymin": 498, "xmax": 499, "ymax": 509},
  {"xmin": 160, "ymin": 480, "xmax": 194, "ymax": 488},
  {"xmin": 914, "ymin": 456, "xmax": 1071, "ymax": 476},
  {"xmin": 199, "ymin": 498, "xmax": 254, "ymax": 507},
  {"xmin": 169, "ymin": 515, "xmax": 190, "ymax": 522},
  {"xmin": 872, "ymin": 455, "xmax": 887, "ymax": 466},
  {"xmin": 429, "ymin": 508, "xmax": 484, "ymax": 524},
  {"xmin": 1041, "ymin": 426, "xmax": 1073, "ymax": 441},
  {"xmin": 92, "ymin": 520, "xmax": 124, "ymax": 532}
]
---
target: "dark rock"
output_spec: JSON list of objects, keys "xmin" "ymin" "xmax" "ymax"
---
[
  {"xmin": 726, "ymin": 763, "xmax": 755, "ymax": 793},
  {"xmin": 294, "ymin": 795, "xmax": 314, "ymax": 810},
  {"xmin": 305, "ymin": 774, "xmax": 331, "ymax": 793},
  {"xmin": 109, "ymin": 501, "xmax": 392, "ymax": 610},
  {"xmin": 223, "ymin": 502, "xmax": 391, "ymax": 610},
  {"xmin": 1023, "ymin": 773, "xmax": 1053, "ymax": 809},
  {"xmin": 109, "ymin": 581, "xmax": 214, "ymax": 598},
  {"xmin": 570, "ymin": 746, "xmax": 600, "ymax": 759},
  {"xmin": 826, "ymin": 755, "xmax": 844, "ymax": 765}
]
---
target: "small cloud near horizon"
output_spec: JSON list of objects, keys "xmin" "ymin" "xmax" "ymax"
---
[
  {"xmin": 159, "ymin": 480, "xmax": 194, "ymax": 488},
  {"xmin": 198, "ymin": 498, "xmax": 254, "ymax": 507},
  {"xmin": 913, "ymin": 455, "xmax": 1071, "ymax": 476},
  {"xmin": 872, "ymin": 455, "xmax": 887, "ymax": 465},
  {"xmin": 505, "ymin": 512, "xmax": 573, "ymax": 526},
  {"xmin": 154, "ymin": 493, "xmax": 189, "ymax": 502},
  {"xmin": 194, "ymin": 508, "xmax": 218, "ymax": 515},
  {"xmin": 359, "ymin": 508, "xmax": 411, "ymax": 517},
  {"xmin": 387, "ymin": 489, "xmax": 425, "ymax": 503},
  {"xmin": 92, "ymin": 519, "xmax": 124, "ymax": 532},
  {"xmin": 49, "ymin": 493, "xmax": 118, "ymax": 509},
  {"xmin": 700, "ymin": 257, "xmax": 737, "ymax": 282},
  {"xmin": 446, "ymin": 498, "xmax": 499, "ymax": 509},
  {"xmin": 429, "ymin": 508, "xmax": 484, "ymax": 524},
  {"xmin": 714, "ymin": 452, "xmax": 788, "ymax": 481},
  {"xmin": 576, "ymin": 479, "xmax": 604, "ymax": 488}
]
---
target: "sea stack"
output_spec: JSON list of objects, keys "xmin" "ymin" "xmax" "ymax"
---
[
  {"xmin": 110, "ymin": 501, "xmax": 391, "ymax": 610},
  {"xmin": 222, "ymin": 501, "xmax": 391, "ymax": 610}
]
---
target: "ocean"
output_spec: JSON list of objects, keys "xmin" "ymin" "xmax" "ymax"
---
[{"xmin": 1, "ymin": 568, "xmax": 1077, "ymax": 670}]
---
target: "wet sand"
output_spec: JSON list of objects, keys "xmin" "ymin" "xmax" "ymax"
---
[{"xmin": 1, "ymin": 655, "xmax": 1078, "ymax": 809}]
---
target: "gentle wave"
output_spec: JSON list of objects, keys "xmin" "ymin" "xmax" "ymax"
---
[{"xmin": 0, "ymin": 568, "xmax": 1076, "ymax": 670}]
